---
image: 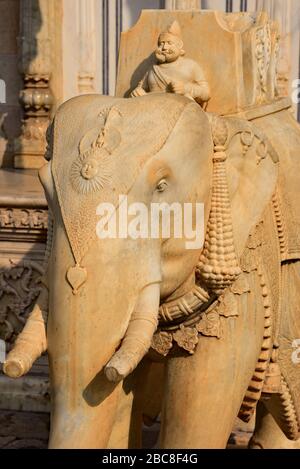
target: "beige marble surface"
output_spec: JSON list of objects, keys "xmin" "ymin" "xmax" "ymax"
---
[{"xmin": 0, "ymin": 169, "xmax": 47, "ymax": 207}]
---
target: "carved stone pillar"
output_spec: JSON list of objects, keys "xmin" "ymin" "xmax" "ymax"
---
[
  {"xmin": 271, "ymin": 0, "xmax": 290, "ymax": 98},
  {"xmin": 256, "ymin": 1, "xmax": 294, "ymax": 99},
  {"xmin": 165, "ymin": 0, "xmax": 200, "ymax": 9},
  {"xmin": 77, "ymin": 0, "xmax": 96, "ymax": 94},
  {"xmin": 14, "ymin": 0, "xmax": 62, "ymax": 169},
  {"xmin": 255, "ymin": 0, "xmax": 274, "ymax": 16}
]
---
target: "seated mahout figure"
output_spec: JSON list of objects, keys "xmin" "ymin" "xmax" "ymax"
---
[{"xmin": 131, "ymin": 20, "xmax": 210, "ymax": 107}]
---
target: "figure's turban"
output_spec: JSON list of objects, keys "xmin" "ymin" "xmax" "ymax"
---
[{"xmin": 158, "ymin": 20, "xmax": 183, "ymax": 45}]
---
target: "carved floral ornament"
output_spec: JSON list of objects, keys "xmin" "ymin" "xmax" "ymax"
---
[
  {"xmin": 255, "ymin": 23, "xmax": 272, "ymax": 103},
  {"xmin": 151, "ymin": 275, "xmax": 251, "ymax": 357},
  {"xmin": 0, "ymin": 260, "xmax": 44, "ymax": 346}
]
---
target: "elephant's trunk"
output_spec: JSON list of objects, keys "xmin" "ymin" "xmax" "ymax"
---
[
  {"xmin": 105, "ymin": 282, "xmax": 160, "ymax": 383},
  {"xmin": 3, "ymin": 287, "xmax": 48, "ymax": 378}
]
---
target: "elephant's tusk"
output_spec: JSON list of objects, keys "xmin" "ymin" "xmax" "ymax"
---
[
  {"xmin": 3, "ymin": 287, "xmax": 48, "ymax": 378},
  {"xmin": 105, "ymin": 283, "xmax": 160, "ymax": 383}
]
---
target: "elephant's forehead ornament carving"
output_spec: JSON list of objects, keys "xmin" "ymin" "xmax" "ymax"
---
[
  {"xmin": 70, "ymin": 107, "xmax": 122, "ymax": 195},
  {"xmin": 51, "ymin": 96, "xmax": 186, "ymax": 275}
]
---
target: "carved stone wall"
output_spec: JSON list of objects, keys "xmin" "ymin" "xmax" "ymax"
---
[
  {"xmin": 0, "ymin": 259, "xmax": 45, "ymax": 346},
  {"xmin": 0, "ymin": 167, "xmax": 47, "ymax": 416},
  {"xmin": 0, "ymin": 199, "xmax": 47, "ymax": 347},
  {"xmin": 0, "ymin": 200, "xmax": 47, "ymax": 346},
  {"xmin": 0, "ymin": 0, "xmax": 22, "ymax": 168}
]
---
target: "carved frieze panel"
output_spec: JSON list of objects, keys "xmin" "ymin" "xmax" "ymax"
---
[
  {"xmin": 0, "ymin": 260, "xmax": 44, "ymax": 347},
  {"xmin": 0, "ymin": 208, "xmax": 48, "ymax": 243}
]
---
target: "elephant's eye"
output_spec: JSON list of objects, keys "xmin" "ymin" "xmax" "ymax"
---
[{"xmin": 156, "ymin": 179, "xmax": 168, "ymax": 193}]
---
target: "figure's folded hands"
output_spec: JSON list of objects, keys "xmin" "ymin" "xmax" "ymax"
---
[
  {"xmin": 130, "ymin": 86, "xmax": 147, "ymax": 98},
  {"xmin": 168, "ymin": 80, "xmax": 186, "ymax": 95}
]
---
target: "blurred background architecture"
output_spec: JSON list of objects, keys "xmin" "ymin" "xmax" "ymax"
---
[{"xmin": 0, "ymin": 0, "xmax": 299, "ymax": 448}]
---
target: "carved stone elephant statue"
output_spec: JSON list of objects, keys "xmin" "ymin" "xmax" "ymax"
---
[{"xmin": 3, "ymin": 93, "xmax": 300, "ymax": 448}]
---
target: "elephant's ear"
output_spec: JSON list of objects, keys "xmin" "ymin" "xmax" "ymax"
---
[
  {"xmin": 197, "ymin": 115, "xmax": 278, "ymax": 295},
  {"xmin": 224, "ymin": 116, "xmax": 279, "ymax": 257}
]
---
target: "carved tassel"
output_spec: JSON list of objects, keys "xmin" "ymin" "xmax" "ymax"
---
[{"xmin": 197, "ymin": 117, "xmax": 241, "ymax": 295}]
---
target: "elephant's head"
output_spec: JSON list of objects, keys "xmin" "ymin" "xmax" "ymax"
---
[
  {"xmin": 41, "ymin": 93, "xmax": 214, "ymax": 380},
  {"xmin": 4, "ymin": 93, "xmax": 278, "ymax": 447}
]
